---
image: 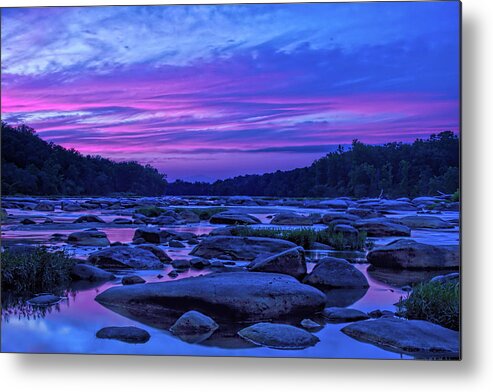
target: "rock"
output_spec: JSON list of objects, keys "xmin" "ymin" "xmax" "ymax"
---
[
  {"xmin": 168, "ymin": 270, "xmax": 179, "ymax": 278},
  {"xmin": 190, "ymin": 257, "xmax": 211, "ymax": 269},
  {"xmin": 238, "ymin": 323, "xmax": 319, "ymax": 349},
  {"xmin": 322, "ymin": 213, "xmax": 360, "ymax": 225},
  {"xmin": 44, "ymin": 218, "xmax": 54, "ymax": 224},
  {"xmin": 209, "ymin": 212, "xmax": 261, "ymax": 225},
  {"xmin": 368, "ymin": 309, "xmax": 395, "ymax": 319},
  {"xmin": 248, "ymin": 246, "xmax": 306, "ymax": 279},
  {"xmin": 170, "ymin": 310, "xmax": 219, "ymax": 343},
  {"xmin": 27, "ymin": 294, "xmax": 62, "ymax": 306},
  {"xmin": 71, "ymin": 264, "xmax": 115, "ymax": 281},
  {"xmin": 176, "ymin": 210, "xmax": 200, "ymax": 223},
  {"xmin": 20, "ymin": 218, "xmax": 36, "ymax": 225},
  {"xmin": 190, "ymin": 236, "xmax": 297, "ymax": 261},
  {"xmin": 341, "ymin": 318, "xmax": 460, "ymax": 357},
  {"xmin": 122, "ymin": 275, "xmax": 146, "ymax": 285},
  {"xmin": 96, "ymin": 326, "xmax": 150, "ymax": 344},
  {"xmin": 346, "ymin": 208, "xmax": 382, "ymax": 219},
  {"xmin": 209, "ymin": 226, "xmax": 237, "ymax": 236},
  {"xmin": 354, "ymin": 218, "xmax": 411, "ymax": 237},
  {"xmin": 61, "ymin": 201, "xmax": 82, "ymax": 211},
  {"xmin": 96, "ymin": 272, "xmax": 326, "ymax": 322},
  {"xmin": 430, "ymin": 272, "xmax": 460, "ymax": 284},
  {"xmin": 367, "ymin": 239, "xmax": 459, "ymax": 269},
  {"xmin": 300, "ymin": 319, "xmax": 322, "ymax": 331},
  {"xmin": 67, "ymin": 230, "xmax": 110, "ymax": 246},
  {"xmin": 309, "ymin": 242, "xmax": 334, "ymax": 251},
  {"xmin": 113, "ymin": 218, "xmax": 133, "ymax": 224},
  {"xmin": 412, "ymin": 196, "xmax": 442, "ymax": 205},
  {"xmin": 398, "ymin": 215, "xmax": 455, "ymax": 229},
  {"xmin": 316, "ymin": 199, "xmax": 349, "ymax": 209},
  {"xmin": 34, "ymin": 201, "xmax": 55, "ymax": 211},
  {"xmin": 133, "ymin": 227, "xmax": 161, "ymax": 244},
  {"xmin": 73, "ymin": 215, "xmax": 105, "ymax": 224},
  {"xmin": 88, "ymin": 246, "xmax": 163, "ymax": 269},
  {"xmin": 169, "ymin": 240, "xmax": 185, "ymax": 248},
  {"xmin": 332, "ymin": 224, "xmax": 359, "ymax": 239},
  {"xmin": 136, "ymin": 244, "xmax": 172, "ymax": 263},
  {"xmin": 270, "ymin": 213, "xmax": 314, "ymax": 226},
  {"xmin": 322, "ymin": 307, "xmax": 370, "ymax": 322},
  {"xmin": 303, "ymin": 257, "xmax": 369, "ymax": 289},
  {"xmin": 171, "ymin": 259, "xmax": 190, "ymax": 270}
]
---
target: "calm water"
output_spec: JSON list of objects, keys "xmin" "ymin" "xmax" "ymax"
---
[{"xmin": 1, "ymin": 203, "xmax": 459, "ymax": 358}]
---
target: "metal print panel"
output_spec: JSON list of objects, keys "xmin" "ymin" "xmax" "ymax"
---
[{"xmin": 0, "ymin": 1, "xmax": 461, "ymax": 359}]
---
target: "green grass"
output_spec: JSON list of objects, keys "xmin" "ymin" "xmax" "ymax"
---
[
  {"xmin": 134, "ymin": 206, "xmax": 167, "ymax": 217},
  {"xmin": 451, "ymin": 189, "xmax": 460, "ymax": 202},
  {"xmin": 230, "ymin": 227, "xmax": 367, "ymax": 251},
  {"xmin": 1, "ymin": 247, "xmax": 76, "ymax": 295},
  {"xmin": 398, "ymin": 281, "xmax": 459, "ymax": 331},
  {"xmin": 173, "ymin": 207, "xmax": 228, "ymax": 220}
]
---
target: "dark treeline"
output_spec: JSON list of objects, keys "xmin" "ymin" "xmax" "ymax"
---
[
  {"xmin": 1, "ymin": 123, "xmax": 167, "ymax": 196},
  {"xmin": 168, "ymin": 131, "xmax": 459, "ymax": 198}
]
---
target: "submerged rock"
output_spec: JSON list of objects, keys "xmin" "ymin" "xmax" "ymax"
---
[
  {"xmin": 96, "ymin": 326, "xmax": 150, "ymax": 344},
  {"xmin": 367, "ymin": 239, "xmax": 459, "ymax": 270},
  {"xmin": 122, "ymin": 275, "xmax": 146, "ymax": 285},
  {"xmin": 209, "ymin": 212, "xmax": 261, "ymax": 225},
  {"xmin": 238, "ymin": 323, "xmax": 319, "ymax": 349},
  {"xmin": 95, "ymin": 272, "xmax": 326, "ymax": 322},
  {"xmin": 71, "ymin": 263, "xmax": 115, "ymax": 281},
  {"xmin": 341, "ymin": 318, "xmax": 460, "ymax": 357},
  {"xmin": 303, "ymin": 257, "xmax": 369, "ymax": 289},
  {"xmin": 190, "ymin": 236, "xmax": 297, "ymax": 261},
  {"xmin": 322, "ymin": 307, "xmax": 370, "ymax": 322},
  {"xmin": 248, "ymin": 246, "xmax": 307, "ymax": 279},
  {"xmin": 27, "ymin": 294, "xmax": 62, "ymax": 306},
  {"xmin": 67, "ymin": 230, "xmax": 110, "ymax": 246},
  {"xmin": 73, "ymin": 215, "xmax": 105, "ymax": 224},
  {"xmin": 300, "ymin": 319, "xmax": 322, "ymax": 331},
  {"xmin": 88, "ymin": 246, "xmax": 163, "ymax": 269},
  {"xmin": 112, "ymin": 218, "xmax": 133, "ymax": 224}
]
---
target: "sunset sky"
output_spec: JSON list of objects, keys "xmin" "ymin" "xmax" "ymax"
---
[{"xmin": 1, "ymin": 2, "xmax": 460, "ymax": 182}]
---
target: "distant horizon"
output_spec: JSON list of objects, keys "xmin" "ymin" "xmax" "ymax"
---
[{"xmin": 1, "ymin": 3, "xmax": 460, "ymax": 182}]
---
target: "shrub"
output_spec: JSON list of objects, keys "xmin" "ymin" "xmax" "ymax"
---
[
  {"xmin": 398, "ymin": 281, "xmax": 460, "ymax": 331},
  {"xmin": 230, "ymin": 227, "xmax": 367, "ymax": 251},
  {"xmin": 1, "ymin": 247, "xmax": 76, "ymax": 295},
  {"xmin": 134, "ymin": 206, "xmax": 166, "ymax": 217},
  {"xmin": 173, "ymin": 207, "xmax": 227, "ymax": 220},
  {"xmin": 451, "ymin": 189, "xmax": 460, "ymax": 202}
]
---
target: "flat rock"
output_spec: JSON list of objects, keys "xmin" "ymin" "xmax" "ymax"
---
[
  {"xmin": 303, "ymin": 257, "xmax": 369, "ymax": 289},
  {"xmin": 67, "ymin": 230, "xmax": 110, "ymax": 246},
  {"xmin": 95, "ymin": 272, "xmax": 326, "ymax": 322},
  {"xmin": 322, "ymin": 307, "xmax": 370, "ymax": 322},
  {"xmin": 88, "ymin": 246, "xmax": 163, "ymax": 269},
  {"xmin": 398, "ymin": 215, "xmax": 455, "ymax": 229},
  {"xmin": 71, "ymin": 264, "xmax": 115, "ymax": 281},
  {"xmin": 354, "ymin": 218, "xmax": 411, "ymax": 237},
  {"xmin": 248, "ymin": 246, "xmax": 307, "ymax": 279},
  {"xmin": 367, "ymin": 239, "xmax": 459, "ymax": 269},
  {"xmin": 113, "ymin": 218, "xmax": 133, "ymax": 224},
  {"xmin": 96, "ymin": 326, "xmax": 150, "ymax": 344},
  {"xmin": 270, "ymin": 213, "xmax": 314, "ymax": 226},
  {"xmin": 209, "ymin": 212, "xmax": 261, "ymax": 225},
  {"xmin": 238, "ymin": 322, "xmax": 319, "ymax": 349},
  {"xmin": 27, "ymin": 294, "xmax": 62, "ymax": 306},
  {"xmin": 190, "ymin": 236, "xmax": 297, "ymax": 261},
  {"xmin": 122, "ymin": 275, "xmax": 146, "ymax": 285},
  {"xmin": 341, "ymin": 318, "xmax": 460, "ymax": 357}
]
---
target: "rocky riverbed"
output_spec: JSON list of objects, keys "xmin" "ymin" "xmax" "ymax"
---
[{"xmin": 0, "ymin": 195, "xmax": 460, "ymax": 358}]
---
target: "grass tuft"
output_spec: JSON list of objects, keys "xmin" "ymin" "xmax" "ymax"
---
[{"xmin": 398, "ymin": 281, "xmax": 459, "ymax": 331}]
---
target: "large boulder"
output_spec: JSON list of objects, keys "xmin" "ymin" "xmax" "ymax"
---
[
  {"xmin": 96, "ymin": 326, "xmax": 150, "ymax": 344},
  {"xmin": 270, "ymin": 213, "xmax": 314, "ymax": 226},
  {"xmin": 341, "ymin": 318, "xmax": 460, "ymax": 357},
  {"xmin": 95, "ymin": 272, "xmax": 326, "ymax": 322},
  {"xmin": 71, "ymin": 263, "xmax": 115, "ymax": 281},
  {"xmin": 354, "ymin": 218, "xmax": 411, "ymax": 237},
  {"xmin": 367, "ymin": 239, "xmax": 459, "ymax": 270},
  {"xmin": 303, "ymin": 257, "xmax": 369, "ymax": 289},
  {"xmin": 88, "ymin": 246, "xmax": 163, "ymax": 269},
  {"xmin": 133, "ymin": 227, "xmax": 161, "ymax": 244},
  {"xmin": 238, "ymin": 323, "xmax": 319, "ymax": 349},
  {"xmin": 73, "ymin": 215, "xmax": 105, "ymax": 224},
  {"xmin": 248, "ymin": 246, "xmax": 307, "ymax": 279},
  {"xmin": 190, "ymin": 236, "xmax": 297, "ymax": 261},
  {"xmin": 398, "ymin": 216, "xmax": 455, "ymax": 229},
  {"xmin": 209, "ymin": 212, "xmax": 261, "ymax": 225},
  {"xmin": 67, "ymin": 230, "xmax": 110, "ymax": 246}
]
